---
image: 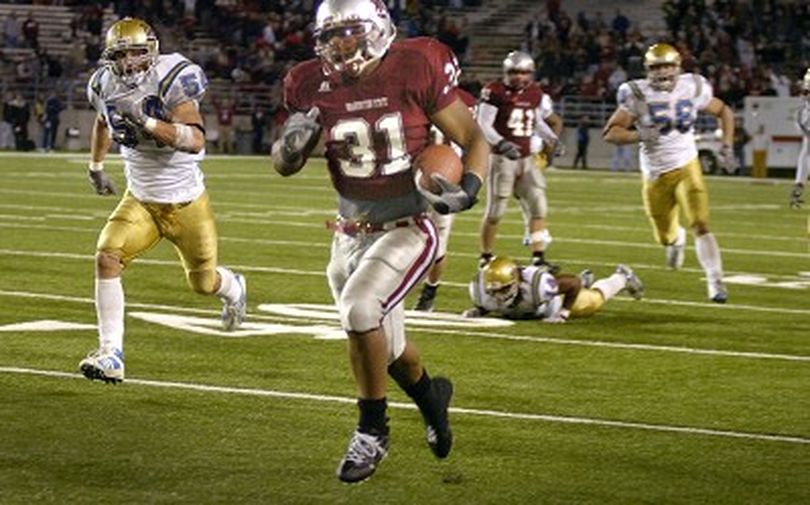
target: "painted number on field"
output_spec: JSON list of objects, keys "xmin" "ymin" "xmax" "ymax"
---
[{"xmin": 723, "ymin": 272, "xmax": 810, "ymax": 290}]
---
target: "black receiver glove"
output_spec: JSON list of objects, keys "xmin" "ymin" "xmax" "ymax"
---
[{"xmin": 416, "ymin": 171, "xmax": 482, "ymax": 215}]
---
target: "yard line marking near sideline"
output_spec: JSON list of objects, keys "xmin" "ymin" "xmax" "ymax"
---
[
  {"xmin": 2, "ymin": 205, "xmax": 804, "ymax": 258},
  {"xmin": 2, "ymin": 289, "xmax": 809, "ymax": 362},
  {"xmin": 0, "ymin": 200, "xmax": 802, "ymax": 236},
  {"xmin": 1, "ymin": 366, "xmax": 807, "ymax": 445},
  {"xmin": 0, "ymin": 184, "xmax": 800, "ymax": 229},
  {"xmin": 3, "ymin": 245, "xmax": 809, "ymax": 287}
]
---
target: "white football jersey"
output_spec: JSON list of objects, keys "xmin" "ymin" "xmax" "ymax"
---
[
  {"xmin": 87, "ymin": 53, "xmax": 208, "ymax": 203},
  {"xmin": 469, "ymin": 266, "xmax": 563, "ymax": 319},
  {"xmin": 617, "ymin": 73, "xmax": 713, "ymax": 178}
]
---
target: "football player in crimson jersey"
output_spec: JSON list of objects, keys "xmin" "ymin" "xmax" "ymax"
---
[
  {"xmin": 78, "ymin": 18, "xmax": 247, "ymax": 384},
  {"xmin": 604, "ymin": 43, "xmax": 734, "ymax": 303},
  {"xmin": 413, "ymin": 87, "xmax": 479, "ymax": 312},
  {"xmin": 270, "ymin": 0, "xmax": 489, "ymax": 484},
  {"xmin": 477, "ymin": 50, "xmax": 563, "ymax": 270}
]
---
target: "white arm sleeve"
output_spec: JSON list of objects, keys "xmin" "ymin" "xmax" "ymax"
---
[
  {"xmin": 534, "ymin": 109, "xmax": 559, "ymax": 143},
  {"xmin": 477, "ymin": 102, "xmax": 504, "ymax": 146},
  {"xmin": 538, "ymin": 94, "xmax": 554, "ymax": 119}
]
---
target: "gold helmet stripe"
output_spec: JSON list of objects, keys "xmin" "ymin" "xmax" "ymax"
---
[{"xmin": 159, "ymin": 60, "xmax": 192, "ymax": 98}]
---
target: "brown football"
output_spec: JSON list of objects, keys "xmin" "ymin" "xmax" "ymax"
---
[{"xmin": 414, "ymin": 144, "xmax": 463, "ymax": 194}]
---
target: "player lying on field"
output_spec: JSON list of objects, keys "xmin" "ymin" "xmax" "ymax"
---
[{"xmin": 462, "ymin": 257, "xmax": 644, "ymax": 323}]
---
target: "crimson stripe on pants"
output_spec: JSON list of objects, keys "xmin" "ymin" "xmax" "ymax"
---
[{"xmin": 381, "ymin": 217, "xmax": 438, "ymax": 313}]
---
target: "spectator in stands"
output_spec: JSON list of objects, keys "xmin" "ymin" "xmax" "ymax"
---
[
  {"xmin": 84, "ymin": 35, "xmax": 102, "ymax": 67},
  {"xmin": 251, "ymin": 103, "xmax": 267, "ymax": 154},
  {"xmin": 733, "ymin": 117, "xmax": 751, "ymax": 174},
  {"xmin": 573, "ymin": 115, "xmax": 590, "ymax": 169},
  {"xmin": 7, "ymin": 92, "xmax": 31, "ymax": 152},
  {"xmin": 0, "ymin": 92, "xmax": 15, "ymax": 149},
  {"xmin": 3, "ymin": 11, "xmax": 21, "ymax": 49},
  {"xmin": 22, "ymin": 12, "xmax": 39, "ymax": 50},
  {"xmin": 85, "ymin": 4, "xmax": 104, "ymax": 37},
  {"xmin": 611, "ymin": 9, "xmax": 630, "ymax": 37},
  {"xmin": 42, "ymin": 92, "xmax": 63, "ymax": 152},
  {"xmin": 610, "ymin": 144, "xmax": 633, "ymax": 172},
  {"xmin": 215, "ymin": 97, "xmax": 236, "ymax": 154}
]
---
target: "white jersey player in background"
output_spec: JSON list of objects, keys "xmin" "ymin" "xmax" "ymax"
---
[
  {"xmin": 791, "ymin": 68, "xmax": 810, "ymax": 237},
  {"xmin": 604, "ymin": 43, "xmax": 735, "ymax": 303},
  {"xmin": 461, "ymin": 256, "xmax": 644, "ymax": 322},
  {"xmin": 79, "ymin": 18, "xmax": 247, "ymax": 383}
]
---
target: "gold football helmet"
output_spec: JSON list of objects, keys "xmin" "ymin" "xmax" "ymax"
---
[
  {"xmin": 482, "ymin": 256, "xmax": 520, "ymax": 305},
  {"xmin": 644, "ymin": 43, "xmax": 681, "ymax": 92},
  {"xmin": 102, "ymin": 18, "xmax": 159, "ymax": 85}
]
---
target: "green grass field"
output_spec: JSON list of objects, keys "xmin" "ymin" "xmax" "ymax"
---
[{"xmin": 0, "ymin": 153, "xmax": 808, "ymax": 504}]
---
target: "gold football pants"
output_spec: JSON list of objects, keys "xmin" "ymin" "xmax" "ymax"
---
[
  {"xmin": 642, "ymin": 158, "xmax": 710, "ymax": 245},
  {"xmin": 570, "ymin": 288, "xmax": 605, "ymax": 317},
  {"xmin": 96, "ymin": 190, "xmax": 219, "ymax": 294}
]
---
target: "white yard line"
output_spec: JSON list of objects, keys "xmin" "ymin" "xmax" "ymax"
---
[
  {"xmin": 0, "ymin": 206, "xmax": 805, "ymax": 257},
  {"xmin": 1, "ymin": 289, "xmax": 808, "ymax": 362},
  {"xmin": 0, "ymin": 366, "xmax": 807, "ymax": 445},
  {"xmin": 1, "ymin": 244, "xmax": 808, "ymax": 284}
]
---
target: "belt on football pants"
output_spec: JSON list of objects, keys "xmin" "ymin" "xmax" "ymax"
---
[{"xmin": 326, "ymin": 214, "xmax": 426, "ymax": 237}]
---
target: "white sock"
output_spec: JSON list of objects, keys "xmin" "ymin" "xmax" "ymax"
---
[
  {"xmin": 695, "ymin": 233, "xmax": 724, "ymax": 282},
  {"xmin": 592, "ymin": 273, "xmax": 625, "ymax": 301},
  {"xmin": 216, "ymin": 266, "xmax": 242, "ymax": 303},
  {"xmin": 96, "ymin": 277, "xmax": 124, "ymax": 351}
]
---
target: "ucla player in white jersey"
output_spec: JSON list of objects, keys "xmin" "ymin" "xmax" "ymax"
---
[
  {"xmin": 79, "ymin": 18, "xmax": 247, "ymax": 384},
  {"xmin": 604, "ymin": 43, "xmax": 735, "ymax": 303},
  {"xmin": 461, "ymin": 257, "xmax": 644, "ymax": 322},
  {"xmin": 791, "ymin": 68, "xmax": 810, "ymax": 236}
]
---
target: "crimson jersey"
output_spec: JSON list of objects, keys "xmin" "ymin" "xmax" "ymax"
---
[
  {"xmin": 284, "ymin": 37, "xmax": 460, "ymax": 221},
  {"xmin": 480, "ymin": 81, "xmax": 549, "ymax": 157}
]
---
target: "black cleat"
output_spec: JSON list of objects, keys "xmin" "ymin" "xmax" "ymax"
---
[
  {"xmin": 425, "ymin": 377, "xmax": 453, "ymax": 459},
  {"xmin": 413, "ymin": 284, "xmax": 437, "ymax": 312},
  {"xmin": 336, "ymin": 429, "xmax": 390, "ymax": 484},
  {"xmin": 478, "ymin": 253, "xmax": 493, "ymax": 269},
  {"xmin": 531, "ymin": 257, "xmax": 560, "ymax": 275}
]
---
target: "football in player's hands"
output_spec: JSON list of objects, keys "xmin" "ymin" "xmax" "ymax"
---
[{"xmin": 414, "ymin": 144, "xmax": 463, "ymax": 194}]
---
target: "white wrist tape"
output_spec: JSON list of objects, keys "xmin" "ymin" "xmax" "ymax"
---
[
  {"xmin": 88, "ymin": 161, "xmax": 104, "ymax": 172},
  {"xmin": 144, "ymin": 117, "xmax": 158, "ymax": 132},
  {"xmin": 174, "ymin": 123, "xmax": 197, "ymax": 152}
]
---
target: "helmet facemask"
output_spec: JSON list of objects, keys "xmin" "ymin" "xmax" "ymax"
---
[
  {"xmin": 314, "ymin": 0, "xmax": 396, "ymax": 80},
  {"xmin": 315, "ymin": 21, "xmax": 384, "ymax": 78},
  {"xmin": 502, "ymin": 51, "xmax": 535, "ymax": 90},
  {"xmin": 483, "ymin": 256, "xmax": 520, "ymax": 306},
  {"xmin": 486, "ymin": 281, "xmax": 519, "ymax": 306},
  {"xmin": 505, "ymin": 69, "xmax": 533, "ymax": 89},
  {"xmin": 647, "ymin": 63, "xmax": 679, "ymax": 92},
  {"xmin": 102, "ymin": 19, "xmax": 159, "ymax": 87},
  {"xmin": 104, "ymin": 46, "xmax": 157, "ymax": 86}
]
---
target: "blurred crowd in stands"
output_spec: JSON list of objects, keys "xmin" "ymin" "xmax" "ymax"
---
[
  {"xmin": 1, "ymin": 0, "xmax": 808, "ymax": 153},
  {"xmin": 523, "ymin": 0, "xmax": 810, "ymax": 106}
]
